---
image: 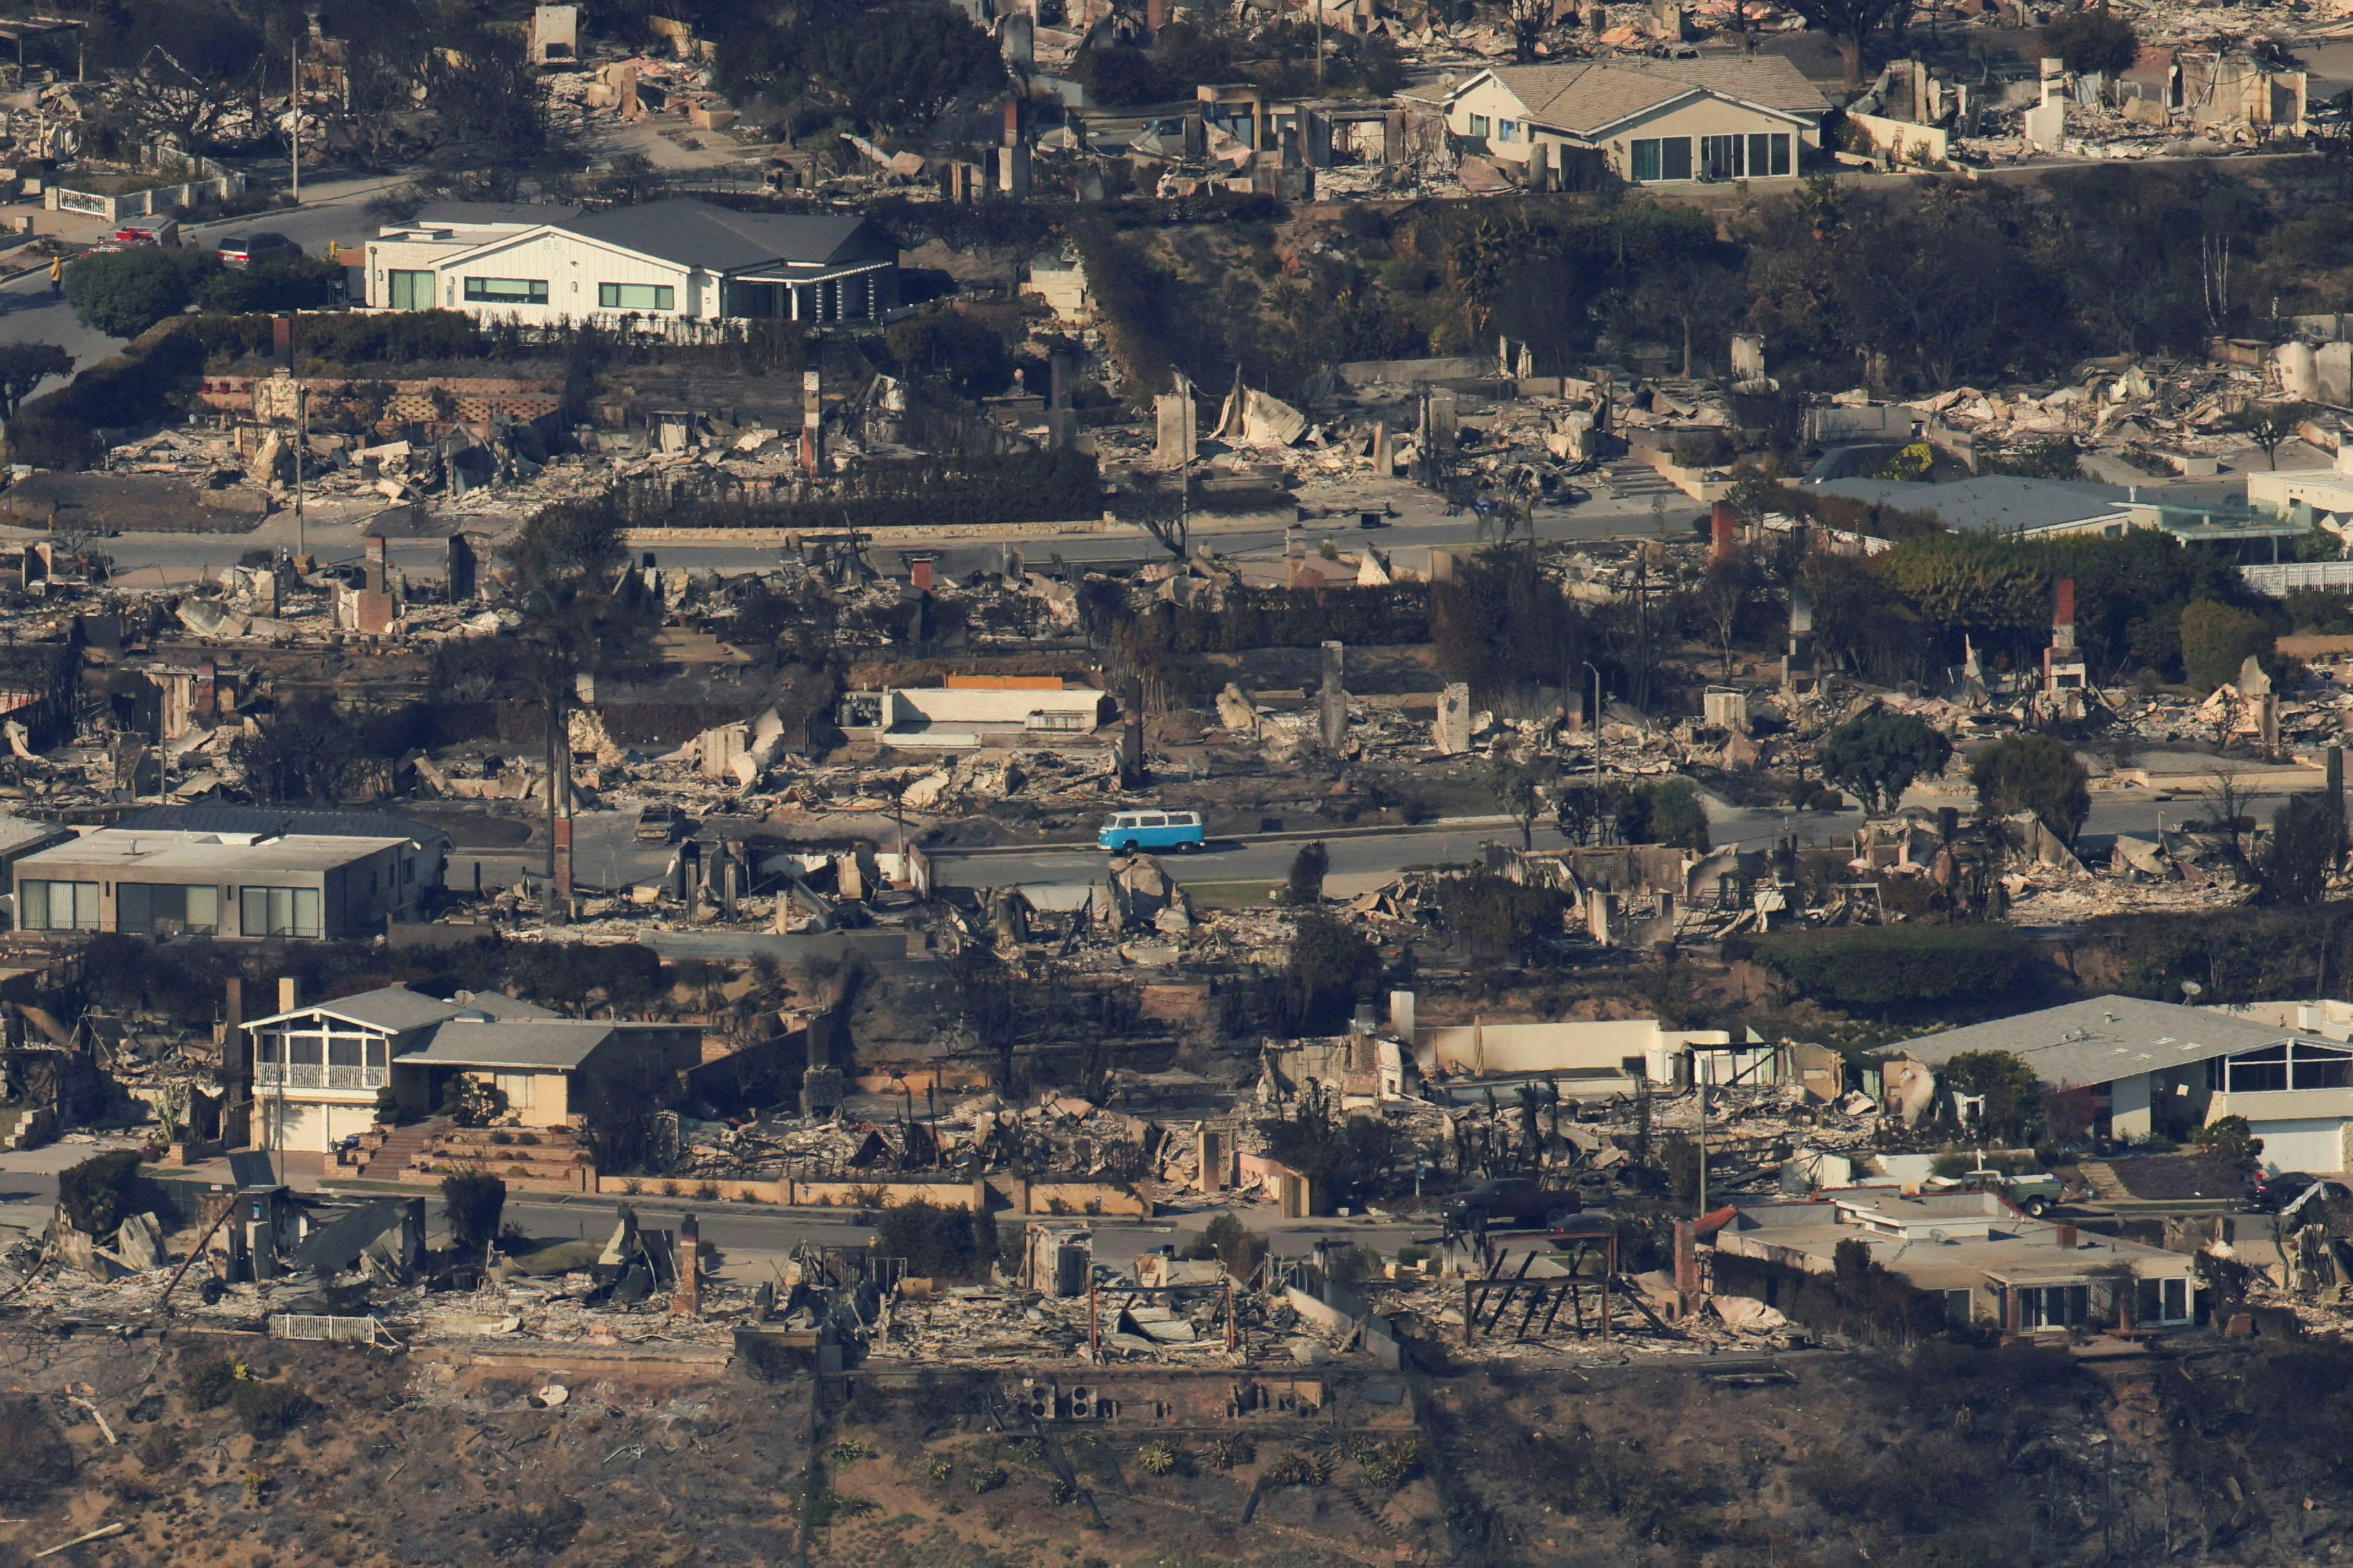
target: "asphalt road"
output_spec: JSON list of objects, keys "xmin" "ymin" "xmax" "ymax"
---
[
  {"xmin": 924, "ymin": 788, "xmax": 2314, "ymax": 890},
  {"xmin": 0, "ymin": 174, "xmax": 412, "ymax": 414}
]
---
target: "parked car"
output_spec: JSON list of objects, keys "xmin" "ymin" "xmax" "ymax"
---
[
  {"xmin": 110, "ymin": 216, "xmax": 180, "ymax": 248},
  {"xmin": 1097, "ymin": 809, "xmax": 1204, "ymax": 854},
  {"xmin": 1441, "ymin": 1178, "xmax": 1581, "ymax": 1233},
  {"xmin": 1928, "ymin": 1167, "xmax": 2067, "ymax": 1217},
  {"xmin": 2253, "ymin": 1171, "xmax": 2353, "ymax": 1214},
  {"xmin": 217, "ymin": 232, "xmax": 295, "ymax": 268}
]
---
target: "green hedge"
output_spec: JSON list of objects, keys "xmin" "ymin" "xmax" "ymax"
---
[
  {"xmin": 186, "ymin": 308, "xmax": 488, "ymax": 365},
  {"xmin": 1727, "ymin": 924, "xmax": 2027, "ymax": 1010}
]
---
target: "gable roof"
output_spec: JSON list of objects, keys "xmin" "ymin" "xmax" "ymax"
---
[
  {"xmin": 245, "ymin": 984, "xmax": 558, "ymax": 1034},
  {"xmin": 395, "ymin": 1017, "xmax": 624, "ymax": 1071},
  {"xmin": 554, "ymin": 199, "xmax": 896, "ymax": 274},
  {"xmin": 1891, "ymin": 996, "xmax": 2306, "ymax": 1087},
  {"xmin": 1458, "ymin": 57, "xmax": 1829, "ymax": 134}
]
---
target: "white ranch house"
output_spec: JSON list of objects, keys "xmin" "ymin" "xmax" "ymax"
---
[{"xmin": 1443, "ymin": 58, "xmax": 1829, "ymax": 186}]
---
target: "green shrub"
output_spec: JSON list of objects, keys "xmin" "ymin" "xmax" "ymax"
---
[
  {"xmin": 61, "ymin": 247, "xmax": 217, "ymax": 337},
  {"xmin": 1207, "ymin": 1434, "xmax": 1255, "ymax": 1469},
  {"xmin": 1137, "ymin": 1440, "xmax": 1181, "ymax": 1476},
  {"xmin": 1262, "ymin": 1450, "xmax": 1329, "ymax": 1486},
  {"xmin": 969, "ymin": 1463, "xmax": 1008, "ymax": 1494}
]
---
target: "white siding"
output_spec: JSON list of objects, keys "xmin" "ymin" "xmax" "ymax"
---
[
  {"xmin": 432, "ymin": 232, "xmax": 698, "ymax": 326},
  {"xmin": 1446, "ymin": 77, "xmax": 1537, "ymax": 160}
]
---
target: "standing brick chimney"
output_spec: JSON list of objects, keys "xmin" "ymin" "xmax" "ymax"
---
[{"xmin": 672, "ymin": 1213, "xmax": 701, "ymax": 1317}]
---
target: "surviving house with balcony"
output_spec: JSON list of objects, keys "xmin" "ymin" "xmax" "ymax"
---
[
  {"xmin": 367, "ymin": 197, "xmax": 902, "ymax": 327},
  {"xmin": 1889, "ymin": 995, "xmax": 2353, "ymax": 1176},
  {"xmin": 1441, "ymin": 57, "xmax": 1828, "ymax": 186},
  {"xmin": 241, "ymin": 984, "xmax": 702, "ymax": 1157}
]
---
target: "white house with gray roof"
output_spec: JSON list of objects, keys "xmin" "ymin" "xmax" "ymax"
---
[
  {"xmin": 241, "ymin": 984, "xmax": 701, "ymax": 1154},
  {"xmin": 1442, "ymin": 58, "xmax": 1828, "ymax": 185},
  {"xmin": 367, "ymin": 196, "xmax": 900, "ymax": 326},
  {"xmin": 1890, "ymin": 995, "xmax": 2353, "ymax": 1175}
]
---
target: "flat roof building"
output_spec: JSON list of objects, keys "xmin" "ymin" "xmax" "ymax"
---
[
  {"xmin": 12, "ymin": 827, "xmax": 432, "ymax": 940},
  {"xmin": 1712, "ymin": 1190, "xmax": 2195, "ymax": 1333}
]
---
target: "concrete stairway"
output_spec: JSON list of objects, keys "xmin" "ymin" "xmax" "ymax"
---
[{"xmin": 350, "ymin": 1117, "xmax": 447, "ymax": 1181}]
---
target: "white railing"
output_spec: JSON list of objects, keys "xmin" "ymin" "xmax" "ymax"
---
[{"xmin": 255, "ymin": 1063, "xmax": 386, "ymax": 1090}]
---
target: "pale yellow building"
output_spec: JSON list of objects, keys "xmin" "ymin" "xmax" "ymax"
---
[{"xmin": 1441, "ymin": 58, "xmax": 1829, "ymax": 186}]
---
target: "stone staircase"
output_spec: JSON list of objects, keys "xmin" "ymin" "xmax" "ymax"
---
[
  {"xmin": 348, "ymin": 1117, "xmax": 447, "ymax": 1181},
  {"xmin": 1596, "ymin": 461, "xmax": 1686, "ymax": 502}
]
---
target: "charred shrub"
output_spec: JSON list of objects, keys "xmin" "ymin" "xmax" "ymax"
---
[
  {"xmin": 181, "ymin": 1356, "xmax": 240, "ymax": 1410},
  {"xmin": 0, "ymin": 1396, "xmax": 73, "ymax": 1501},
  {"xmin": 486, "ymin": 1490, "xmax": 585, "ymax": 1553},
  {"xmin": 230, "ymin": 1380, "xmax": 313, "ymax": 1440}
]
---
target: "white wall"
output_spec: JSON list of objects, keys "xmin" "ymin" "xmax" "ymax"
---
[
  {"xmin": 1414, "ymin": 1019, "xmax": 1732, "ymax": 1079},
  {"xmin": 886, "ymin": 687, "xmax": 1107, "ymax": 726},
  {"xmin": 1446, "ymin": 76, "xmax": 1537, "ymax": 161},
  {"xmin": 433, "ymin": 231, "xmax": 699, "ymax": 324}
]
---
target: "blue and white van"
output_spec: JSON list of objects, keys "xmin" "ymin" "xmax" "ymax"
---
[{"xmin": 1097, "ymin": 810, "xmax": 1205, "ymax": 853}]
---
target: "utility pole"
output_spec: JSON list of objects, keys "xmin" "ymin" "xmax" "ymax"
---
[
  {"xmin": 289, "ymin": 36, "xmax": 300, "ymax": 203},
  {"xmin": 291, "ymin": 359, "xmax": 305, "ymax": 565},
  {"xmin": 1696, "ymin": 1066, "xmax": 1708, "ymax": 1217}
]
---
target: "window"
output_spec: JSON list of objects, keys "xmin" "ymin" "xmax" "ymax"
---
[
  {"xmin": 597, "ymin": 282, "xmax": 676, "ymax": 311},
  {"xmin": 463, "ymin": 277, "xmax": 549, "ymax": 305},
  {"xmin": 1496, "ymin": 118, "xmax": 1518, "ymax": 142},
  {"xmin": 1746, "ymin": 131, "xmax": 1792, "ymax": 176},
  {"xmin": 2017, "ymin": 1283, "xmax": 2090, "ymax": 1330},
  {"xmin": 1140, "ymin": 815, "xmax": 1167, "ymax": 827},
  {"xmin": 2137, "ymin": 1276, "xmax": 2190, "ymax": 1324},
  {"xmin": 2295, "ymin": 1041, "xmax": 2353, "ymax": 1090},
  {"xmin": 2215, "ymin": 1041, "xmax": 2352, "ymax": 1093},
  {"xmin": 20, "ymin": 880, "xmax": 98, "ymax": 931},
  {"xmin": 118, "ymin": 882, "xmax": 218, "ymax": 936},
  {"xmin": 1943, "ymin": 1288, "xmax": 1973, "ymax": 1327},
  {"xmin": 2219, "ymin": 1044, "xmax": 2287, "ymax": 1094},
  {"xmin": 1632, "ymin": 137, "xmax": 1692, "ymax": 182},
  {"xmin": 1467, "ymin": 113, "xmax": 1490, "ymax": 138},
  {"xmin": 1701, "ymin": 134, "xmax": 1745, "ymax": 179},
  {"xmin": 387, "ymin": 269, "xmax": 434, "ymax": 310},
  {"xmin": 240, "ymin": 885, "xmax": 322, "ymax": 939},
  {"xmin": 488, "ymin": 1071, "xmax": 535, "ymax": 1110}
]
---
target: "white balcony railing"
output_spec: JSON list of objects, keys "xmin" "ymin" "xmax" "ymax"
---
[{"xmin": 255, "ymin": 1063, "xmax": 386, "ymax": 1091}]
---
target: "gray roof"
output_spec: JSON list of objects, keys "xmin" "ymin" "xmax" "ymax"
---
[
  {"xmin": 1892, "ymin": 996, "xmax": 2302, "ymax": 1087},
  {"xmin": 396, "ymin": 1018, "xmax": 622, "ymax": 1071},
  {"xmin": 1462, "ymin": 57, "xmax": 1829, "ymax": 133},
  {"xmin": 414, "ymin": 200, "xmax": 584, "ymax": 227},
  {"xmin": 114, "ymin": 805, "xmax": 451, "ymax": 850},
  {"xmin": 557, "ymin": 199, "xmax": 895, "ymax": 275},
  {"xmin": 248, "ymin": 985, "xmax": 556, "ymax": 1034},
  {"xmin": 1810, "ymin": 476, "xmax": 2132, "ymax": 534},
  {"xmin": 0, "ymin": 813, "xmax": 70, "ymax": 856}
]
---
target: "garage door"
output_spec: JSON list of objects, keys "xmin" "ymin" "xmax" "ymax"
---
[
  {"xmin": 2251, "ymin": 1118, "xmax": 2347, "ymax": 1176},
  {"xmin": 264, "ymin": 1102, "xmax": 329, "ymax": 1152}
]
